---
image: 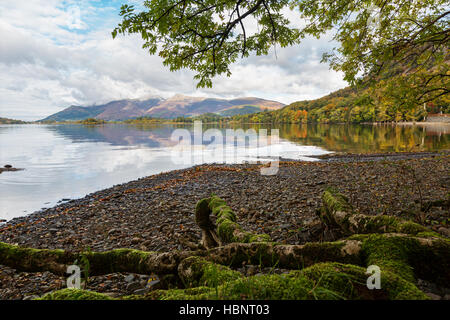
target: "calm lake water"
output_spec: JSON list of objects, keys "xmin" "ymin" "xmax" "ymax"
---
[{"xmin": 0, "ymin": 123, "xmax": 449, "ymax": 220}]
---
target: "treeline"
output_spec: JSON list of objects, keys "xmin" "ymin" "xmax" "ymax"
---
[
  {"xmin": 231, "ymin": 87, "xmax": 450, "ymax": 124},
  {"xmin": 128, "ymin": 86, "xmax": 449, "ymax": 125},
  {"xmin": 0, "ymin": 117, "xmax": 28, "ymax": 124},
  {"xmin": 38, "ymin": 118, "xmax": 107, "ymax": 125},
  {"xmin": 76, "ymin": 118, "xmax": 106, "ymax": 125},
  {"xmin": 172, "ymin": 113, "xmax": 228, "ymax": 123},
  {"xmin": 123, "ymin": 116, "xmax": 167, "ymax": 124},
  {"xmin": 123, "ymin": 114, "xmax": 228, "ymax": 123}
]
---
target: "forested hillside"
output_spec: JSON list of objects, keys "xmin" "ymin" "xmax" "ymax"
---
[{"xmin": 232, "ymin": 86, "xmax": 450, "ymax": 124}]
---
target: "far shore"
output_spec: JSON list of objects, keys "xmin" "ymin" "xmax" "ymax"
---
[
  {"xmin": 394, "ymin": 121, "xmax": 450, "ymax": 125},
  {"xmin": 6, "ymin": 120, "xmax": 450, "ymax": 126}
]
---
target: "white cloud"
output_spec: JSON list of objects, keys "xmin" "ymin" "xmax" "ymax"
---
[{"xmin": 0, "ymin": 1, "xmax": 347, "ymax": 121}]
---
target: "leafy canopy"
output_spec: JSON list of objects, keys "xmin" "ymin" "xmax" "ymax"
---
[{"xmin": 113, "ymin": 0, "xmax": 449, "ymax": 107}]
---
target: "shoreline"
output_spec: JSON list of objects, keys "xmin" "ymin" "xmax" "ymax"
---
[
  {"xmin": 0, "ymin": 151, "xmax": 449, "ymax": 299},
  {"xmin": 4, "ymin": 120, "xmax": 450, "ymax": 126},
  {"xmin": 2, "ymin": 150, "xmax": 448, "ymax": 224},
  {"xmin": 2, "ymin": 150, "xmax": 448, "ymax": 235}
]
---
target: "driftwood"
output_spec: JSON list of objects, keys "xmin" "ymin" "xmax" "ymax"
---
[{"xmin": 1, "ymin": 189, "xmax": 449, "ymax": 300}]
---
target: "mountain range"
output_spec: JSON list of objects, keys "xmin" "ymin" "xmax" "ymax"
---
[{"xmin": 40, "ymin": 95, "xmax": 284, "ymax": 121}]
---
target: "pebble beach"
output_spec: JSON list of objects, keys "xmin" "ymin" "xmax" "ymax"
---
[{"xmin": 0, "ymin": 151, "xmax": 449, "ymax": 299}]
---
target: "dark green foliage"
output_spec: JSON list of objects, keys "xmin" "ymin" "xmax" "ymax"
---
[{"xmin": 114, "ymin": 1, "xmax": 448, "ymax": 108}]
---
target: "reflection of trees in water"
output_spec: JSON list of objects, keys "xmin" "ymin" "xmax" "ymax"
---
[
  {"xmin": 273, "ymin": 124, "xmax": 449, "ymax": 153},
  {"xmin": 37, "ymin": 123, "xmax": 449, "ymax": 153},
  {"xmin": 204, "ymin": 123, "xmax": 448, "ymax": 153}
]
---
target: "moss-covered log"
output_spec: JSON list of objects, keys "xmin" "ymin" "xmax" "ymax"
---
[
  {"xmin": 0, "ymin": 240, "xmax": 361, "ymax": 276},
  {"xmin": 39, "ymin": 262, "xmax": 428, "ymax": 300},
  {"xmin": 351, "ymin": 233, "xmax": 450, "ymax": 284},
  {"xmin": 195, "ymin": 198, "xmax": 222, "ymax": 249},
  {"xmin": 3, "ymin": 191, "xmax": 449, "ymax": 301},
  {"xmin": 319, "ymin": 187, "xmax": 438, "ymax": 237},
  {"xmin": 206, "ymin": 240, "xmax": 362, "ymax": 269},
  {"xmin": 196, "ymin": 195, "xmax": 271, "ymax": 247},
  {"xmin": 0, "ymin": 241, "xmax": 197, "ymax": 275},
  {"xmin": 38, "ymin": 288, "xmax": 113, "ymax": 300},
  {"xmin": 177, "ymin": 256, "xmax": 242, "ymax": 288},
  {"xmin": 3, "ymin": 232, "xmax": 447, "ymax": 287}
]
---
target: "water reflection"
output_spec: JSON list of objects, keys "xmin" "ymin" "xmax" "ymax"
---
[
  {"xmin": 0, "ymin": 123, "xmax": 448, "ymax": 220},
  {"xmin": 274, "ymin": 123, "xmax": 449, "ymax": 153},
  {"xmin": 0, "ymin": 124, "xmax": 325, "ymax": 220},
  {"xmin": 44, "ymin": 123, "xmax": 450, "ymax": 153}
]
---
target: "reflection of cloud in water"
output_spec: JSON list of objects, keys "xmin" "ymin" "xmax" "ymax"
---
[
  {"xmin": 0, "ymin": 125, "xmax": 330, "ymax": 219},
  {"xmin": 86, "ymin": 147, "xmax": 169, "ymax": 173}
]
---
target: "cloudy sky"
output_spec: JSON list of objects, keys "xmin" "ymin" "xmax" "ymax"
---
[{"xmin": 0, "ymin": 0, "xmax": 348, "ymax": 121}]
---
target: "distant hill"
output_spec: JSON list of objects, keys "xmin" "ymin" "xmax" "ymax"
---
[
  {"xmin": 218, "ymin": 105, "xmax": 267, "ymax": 116},
  {"xmin": 41, "ymin": 98, "xmax": 163, "ymax": 122},
  {"xmin": 41, "ymin": 95, "xmax": 284, "ymax": 122},
  {"xmin": 0, "ymin": 117, "xmax": 28, "ymax": 124}
]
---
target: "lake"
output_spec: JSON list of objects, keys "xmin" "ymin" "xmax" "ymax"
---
[{"xmin": 0, "ymin": 123, "xmax": 449, "ymax": 220}]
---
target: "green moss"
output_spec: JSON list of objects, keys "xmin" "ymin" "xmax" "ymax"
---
[
  {"xmin": 38, "ymin": 289, "xmax": 112, "ymax": 300},
  {"xmin": 208, "ymin": 196, "xmax": 228, "ymax": 209},
  {"xmin": 130, "ymin": 262, "xmax": 427, "ymax": 300},
  {"xmin": 380, "ymin": 272, "xmax": 429, "ymax": 300},
  {"xmin": 179, "ymin": 256, "xmax": 242, "ymax": 288},
  {"xmin": 359, "ymin": 216, "xmax": 430, "ymax": 236},
  {"xmin": 320, "ymin": 189, "xmax": 435, "ymax": 237},
  {"xmin": 322, "ymin": 187, "xmax": 353, "ymax": 214},
  {"xmin": 351, "ymin": 233, "xmax": 450, "ymax": 285},
  {"xmin": 360, "ymin": 234, "xmax": 416, "ymax": 283},
  {"xmin": 0, "ymin": 242, "xmax": 72, "ymax": 274},
  {"xmin": 217, "ymin": 219, "xmax": 241, "ymax": 243},
  {"xmin": 360, "ymin": 215, "xmax": 399, "ymax": 233},
  {"xmin": 147, "ymin": 287, "xmax": 214, "ymax": 300},
  {"xmin": 298, "ymin": 263, "xmax": 365, "ymax": 299},
  {"xmin": 218, "ymin": 273, "xmax": 312, "ymax": 299},
  {"xmin": 397, "ymin": 221, "xmax": 429, "ymax": 235},
  {"xmin": 219, "ymin": 262, "xmax": 427, "ymax": 300},
  {"xmin": 37, "ymin": 260, "xmax": 428, "ymax": 300},
  {"xmin": 247, "ymin": 233, "xmax": 272, "ymax": 243},
  {"xmin": 416, "ymin": 231, "xmax": 443, "ymax": 238},
  {"xmin": 0, "ymin": 241, "xmax": 161, "ymax": 276},
  {"xmin": 84, "ymin": 248, "xmax": 154, "ymax": 274},
  {"xmin": 361, "ymin": 215, "xmax": 428, "ymax": 235},
  {"xmin": 200, "ymin": 196, "xmax": 271, "ymax": 244}
]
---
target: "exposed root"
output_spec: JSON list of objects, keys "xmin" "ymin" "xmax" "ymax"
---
[{"xmin": 2, "ymin": 191, "xmax": 448, "ymax": 300}]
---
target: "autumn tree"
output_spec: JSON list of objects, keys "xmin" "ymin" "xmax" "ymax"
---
[{"xmin": 113, "ymin": 0, "xmax": 449, "ymax": 108}]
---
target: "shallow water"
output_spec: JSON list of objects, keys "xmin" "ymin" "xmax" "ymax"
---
[{"xmin": 0, "ymin": 123, "xmax": 448, "ymax": 220}]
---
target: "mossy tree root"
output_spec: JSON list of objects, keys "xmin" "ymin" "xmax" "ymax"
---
[
  {"xmin": 195, "ymin": 195, "xmax": 271, "ymax": 249},
  {"xmin": 3, "ymin": 191, "xmax": 449, "ymax": 300},
  {"xmin": 319, "ymin": 187, "xmax": 439, "ymax": 237},
  {"xmin": 3, "ymin": 233, "xmax": 447, "ymax": 288},
  {"xmin": 0, "ymin": 241, "xmax": 197, "ymax": 276},
  {"xmin": 40, "ymin": 262, "xmax": 429, "ymax": 300},
  {"xmin": 0, "ymin": 240, "xmax": 361, "ymax": 276}
]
